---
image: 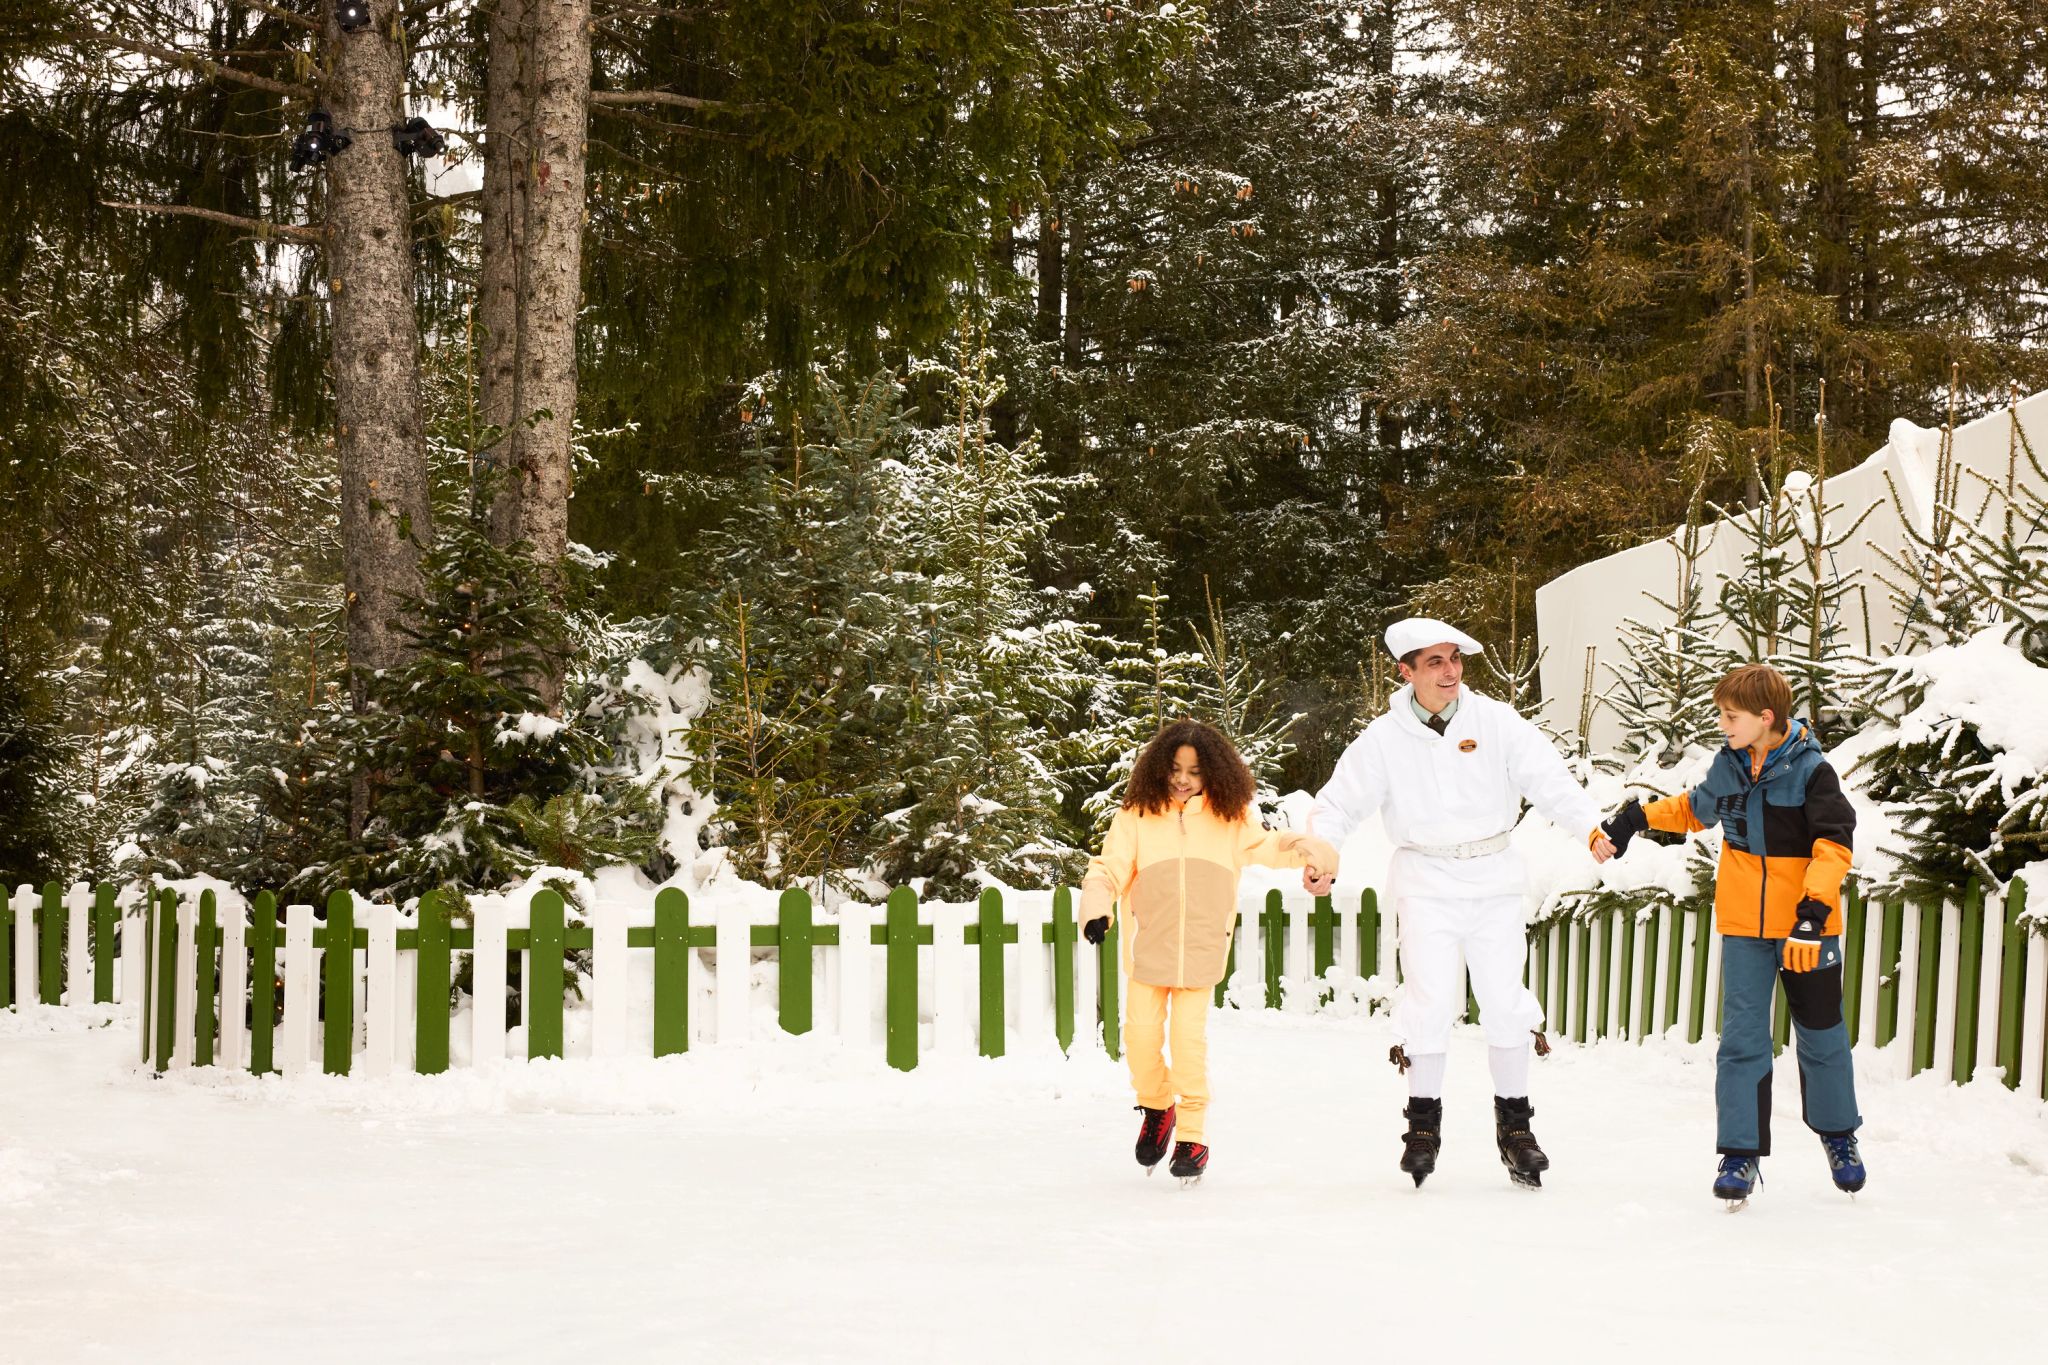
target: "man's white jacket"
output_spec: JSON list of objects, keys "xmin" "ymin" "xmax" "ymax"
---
[{"xmin": 1309, "ymin": 685, "xmax": 1603, "ymax": 901}]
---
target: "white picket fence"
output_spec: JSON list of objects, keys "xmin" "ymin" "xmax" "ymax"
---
[{"xmin": 9, "ymin": 878, "xmax": 2047, "ymax": 1099}]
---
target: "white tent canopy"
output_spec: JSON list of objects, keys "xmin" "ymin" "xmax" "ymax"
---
[{"xmin": 1534, "ymin": 390, "xmax": 2048, "ymax": 751}]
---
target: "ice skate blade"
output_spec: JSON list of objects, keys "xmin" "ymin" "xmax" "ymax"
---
[
  {"xmin": 1508, "ymin": 1171, "xmax": 1542, "ymax": 1190},
  {"xmin": 1721, "ymin": 1197, "xmax": 1749, "ymax": 1212},
  {"xmin": 1177, "ymin": 1175, "xmax": 1202, "ymax": 1189},
  {"xmin": 1408, "ymin": 1172, "xmax": 1428, "ymax": 1189}
]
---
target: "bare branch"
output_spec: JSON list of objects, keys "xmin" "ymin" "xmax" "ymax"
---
[
  {"xmin": 243, "ymin": 0, "xmax": 323, "ymax": 32},
  {"xmin": 67, "ymin": 25, "xmax": 315, "ymax": 101},
  {"xmin": 590, "ymin": 88, "xmax": 765, "ymax": 114},
  {"xmin": 102, "ymin": 200, "xmax": 326, "ymax": 244},
  {"xmin": 415, "ymin": 188, "xmax": 481, "ymax": 218}
]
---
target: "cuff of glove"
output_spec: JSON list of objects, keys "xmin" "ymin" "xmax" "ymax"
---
[{"xmin": 1789, "ymin": 897, "xmax": 1832, "ymax": 940}]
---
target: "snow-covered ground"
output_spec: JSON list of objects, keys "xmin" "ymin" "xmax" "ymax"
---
[{"xmin": 4, "ymin": 1004, "xmax": 2046, "ymax": 1365}]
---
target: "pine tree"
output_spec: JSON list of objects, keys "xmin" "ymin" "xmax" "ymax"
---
[
  {"xmin": 876, "ymin": 325, "xmax": 1099, "ymax": 895},
  {"xmin": 1598, "ymin": 457, "xmax": 1733, "ymax": 766},
  {"xmin": 1856, "ymin": 391, "xmax": 2048, "ymax": 896},
  {"xmin": 1713, "ymin": 376, "xmax": 1875, "ymax": 738},
  {"xmin": 322, "ymin": 508, "xmax": 659, "ymax": 901},
  {"xmin": 0, "ymin": 650, "xmax": 70, "ymax": 888}
]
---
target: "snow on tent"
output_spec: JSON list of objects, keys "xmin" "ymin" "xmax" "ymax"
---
[{"xmin": 1536, "ymin": 389, "xmax": 2048, "ymax": 752}]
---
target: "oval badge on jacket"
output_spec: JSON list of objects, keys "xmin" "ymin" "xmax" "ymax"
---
[{"xmin": 1458, "ymin": 739, "xmax": 1478, "ymax": 752}]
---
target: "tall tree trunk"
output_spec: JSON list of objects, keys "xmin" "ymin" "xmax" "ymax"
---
[
  {"xmin": 477, "ymin": 0, "xmax": 530, "ymax": 505},
  {"xmin": 480, "ymin": 0, "xmax": 590, "ymax": 708},
  {"xmin": 325, "ymin": 0, "xmax": 436, "ymax": 827}
]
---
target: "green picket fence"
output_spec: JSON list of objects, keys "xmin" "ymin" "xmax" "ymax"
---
[{"xmin": 8, "ymin": 876, "xmax": 2046, "ymax": 1098}]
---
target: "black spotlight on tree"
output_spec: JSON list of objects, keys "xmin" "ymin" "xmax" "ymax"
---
[
  {"xmin": 336, "ymin": 1, "xmax": 372, "ymax": 32},
  {"xmin": 390, "ymin": 117, "xmax": 446, "ymax": 159},
  {"xmin": 289, "ymin": 110, "xmax": 352, "ymax": 172}
]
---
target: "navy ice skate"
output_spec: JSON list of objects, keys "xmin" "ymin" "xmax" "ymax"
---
[
  {"xmin": 1713, "ymin": 1154, "xmax": 1761, "ymax": 1206},
  {"xmin": 1821, "ymin": 1134, "xmax": 1866, "ymax": 1193}
]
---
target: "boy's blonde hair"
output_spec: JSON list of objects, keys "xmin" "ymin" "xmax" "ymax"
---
[{"xmin": 1713, "ymin": 664, "xmax": 1793, "ymax": 731}]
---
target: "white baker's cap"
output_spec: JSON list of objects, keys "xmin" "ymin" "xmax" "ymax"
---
[{"xmin": 1384, "ymin": 616, "xmax": 1484, "ymax": 660}]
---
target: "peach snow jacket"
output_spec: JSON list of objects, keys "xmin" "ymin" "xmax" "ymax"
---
[{"xmin": 1081, "ymin": 795, "xmax": 1339, "ymax": 990}]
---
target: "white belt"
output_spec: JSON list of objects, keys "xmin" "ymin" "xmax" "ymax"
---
[{"xmin": 1399, "ymin": 831, "xmax": 1513, "ymax": 860}]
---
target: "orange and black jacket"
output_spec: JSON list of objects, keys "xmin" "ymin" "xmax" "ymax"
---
[{"xmin": 1642, "ymin": 719, "xmax": 1855, "ymax": 939}]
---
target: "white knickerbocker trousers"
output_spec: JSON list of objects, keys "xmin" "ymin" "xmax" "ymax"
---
[{"xmin": 1391, "ymin": 894, "xmax": 1543, "ymax": 1053}]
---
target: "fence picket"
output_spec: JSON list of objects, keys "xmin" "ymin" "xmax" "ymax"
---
[
  {"xmin": 1953, "ymin": 885, "xmax": 1982, "ymax": 1082},
  {"xmin": 1014, "ymin": 897, "xmax": 1050, "ymax": 1052},
  {"xmin": 1912, "ymin": 901, "xmax": 1941, "ymax": 1075},
  {"xmin": 0, "ymin": 889, "xmax": 12, "ymax": 1011},
  {"xmin": 118, "ymin": 893, "xmax": 144, "ymax": 1014},
  {"xmin": 528, "ymin": 891, "xmax": 567, "ymax": 1060},
  {"xmin": 16, "ymin": 885, "xmax": 40, "ymax": 1009},
  {"xmin": 1973, "ymin": 881, "xmax": 2004, "ymax": 1083},
  {"xmin": 1051, "ymin": 889, "xmax": 1076, "ymax": 1052},
  {"xmin": 361, "ymin": 901, "xmax": 398, "ymax": 1077},
  {"xmin": 222, "ymin": 896, "xmax": 251, "ymax": 1080},
  {"xmin": 172, "ymin": 893, "xmax": 197, "ymax": 1069},
  {"xmin": 976, "ymin": 890, "xmax": 1007, "ymax": 1059},
  {"xmin": 778, "ymin": 890, "xmax": 815, "ymax": 1037},
  {"xmin": 592, "ymin": 899, "xmax": 632, "ymax": 1058},
  {"xmin": 1998, "ymin": 884, "xmax": 2029, "ymax": 1088},
  {"xmin": 152, "ymin": 891, "xmax": 177, "ymax": 1072},
  {"xmin": 2022, "ymin": 932, "xmax": 2047, "ymax": 1099},
  {"xmin": 714, "ymin": 894, "xmax": 750, "ymax": 1047},
  {"xmin": 885, "ymin": 888, "xmax": 921, "ymax": 1069},
  {"xmin": 39, "ymin": 883, "xmax": 62, "ymax": 1005},
  {"xmin": 1932, "ymin": 897, "xmax": 1963, "ymax": 1082},
  {"xmin": 1099, "ymin": 916, "xmax": 1121, "ymax": 1061},
  {"xmin": 471, "ymin": 897, "xmax": 508, "ymax": 1070},
  {"xmin": 415, "ymin": 891, "xmax": 451, "ymax": 1073},
  {"xmin": 279, "ymin": 903, "xmax": 314, "ymax": 1078},
  {"xmin": 66, "ymin": 883, "xmax": 90, "ymax": 1006},
  {"xmin": 931, "ymin": 901, "xmax": 968, "ymax": 1058},
  {"xmin": 1894, "ymin": 899, "xmax": 1922, "ymax": 1075},
  {"xmin": 1286, "ymin": 891, "xmax": 1311, "ymax": 1002},
  {"xmin": 194, "ymin": 891, "xmax": 219, "ymax": 1067},
  {"xmin": 652, "ymin": 888, "xmax": 691, "ymax": 1057},
  {"xmin": 1843, "ymin": 887, "xmax": 1867, "ymax": 1046},
  {"xmin": 1073, "ymin": 900, "xmax": 1100, "ymax": 1052},
  {"xmin": 828, "ymin": 899, "xmax": 868, "ymax": 1053},
  {"xmin": 320, "ymin": 892, "xmax": 354, "ymax": 1075},
  {"xmin": 248, "ymin": 893, "xmax": 277, "ymax": 1074}
]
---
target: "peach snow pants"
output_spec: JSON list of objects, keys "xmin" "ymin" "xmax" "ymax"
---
[{"xmin": 1124, "ymin": 981, "xmax": 1213, "ymax": 1141}]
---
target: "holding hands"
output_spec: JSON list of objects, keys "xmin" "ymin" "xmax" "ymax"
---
[{"xmin": 1598, "ymin": 798, "xmax": 1648, "ymax": 860}]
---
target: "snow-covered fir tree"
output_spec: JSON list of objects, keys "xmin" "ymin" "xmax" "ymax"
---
[
  {"xmin": 1597, "ymin": 458, "xmax": 1732, "ymax": 767},
  {"xmin": 874, "ymin": 341, "xmax": 1097, "ymax": 895},
  {"xmin": 1856, "ymin": 399, "xmax": 2048, "ymax": 895}
]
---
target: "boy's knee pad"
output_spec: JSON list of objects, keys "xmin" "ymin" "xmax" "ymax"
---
[{"xmin": 1781, "ymin": 962, "xmax": 1844, "ymax": 1031}]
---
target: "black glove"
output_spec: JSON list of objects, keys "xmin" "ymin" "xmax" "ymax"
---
[
  {"xmin": 1082, "ymin": 915, "xmax": 1109, "ymax": 945},
  {"xmin": 1785, "ymin": 897, "xmax": 1830, "ymax": 972},
  {"xmin": 1600, "ymin": 799, "xmax": 1648, "ymax": 856},
  {"xmin": 1790, "ymin": 897, "xmax": 1829, "ymax": 942}
]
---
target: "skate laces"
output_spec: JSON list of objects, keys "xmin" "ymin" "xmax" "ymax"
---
[
  {"xmin": 1137, "ymin": 1105, "xmax": 1174, "ymax": 1145},
  {"xmin": 1717, "ymin": 1155, "xmax": 1759, "ymax": 1181},
  {"xmin": 1821, "ymin": 1135, "xmax": 1861, "ymax": 1169}
]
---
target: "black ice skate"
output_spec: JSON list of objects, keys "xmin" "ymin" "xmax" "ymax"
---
[
  {"xmin": 1399, "ymin": 1098, "xmax": 1443, "ymax": 1187},
  {"xmin": 1169, "ymin": 1141, "xmax": 1209, "ymax": 1186},
  {"xmin": 1494, "ymin": 1096, "xmax": 1550, "ymax": 1190},
  {"xmin": 1135, "ymin": 1104, "xmax": 1176, "ymax": 1173}
]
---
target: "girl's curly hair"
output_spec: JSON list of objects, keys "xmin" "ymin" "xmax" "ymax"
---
[{"xmin": 1124, "ymin": 718, "xmax": 1257, "ymax": 823}]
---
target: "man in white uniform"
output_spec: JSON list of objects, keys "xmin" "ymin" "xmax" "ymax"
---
[{"xmin": 1307, "ymin": 618, "xmax": 1615, "ymax": 1188}]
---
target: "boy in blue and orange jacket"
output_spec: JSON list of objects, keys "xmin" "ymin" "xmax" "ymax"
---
[{"xmin": 1601, "ymin": 663, "xmax": 1866, "ymax": 1203}]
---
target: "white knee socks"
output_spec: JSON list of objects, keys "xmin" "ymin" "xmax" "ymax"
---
[
  {"xmin": 1406, "ymin": 1051, "xmax": 1448, "ymax": 1099},
  {"xmin": 1489, "ymin": 1042, "xmax": 1531, "ymax": 1099}
]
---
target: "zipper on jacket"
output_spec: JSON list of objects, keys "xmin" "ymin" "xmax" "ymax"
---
[{"xmin": 1176, "ymin": 804, "xmax": 1189, "ymax": 987}]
